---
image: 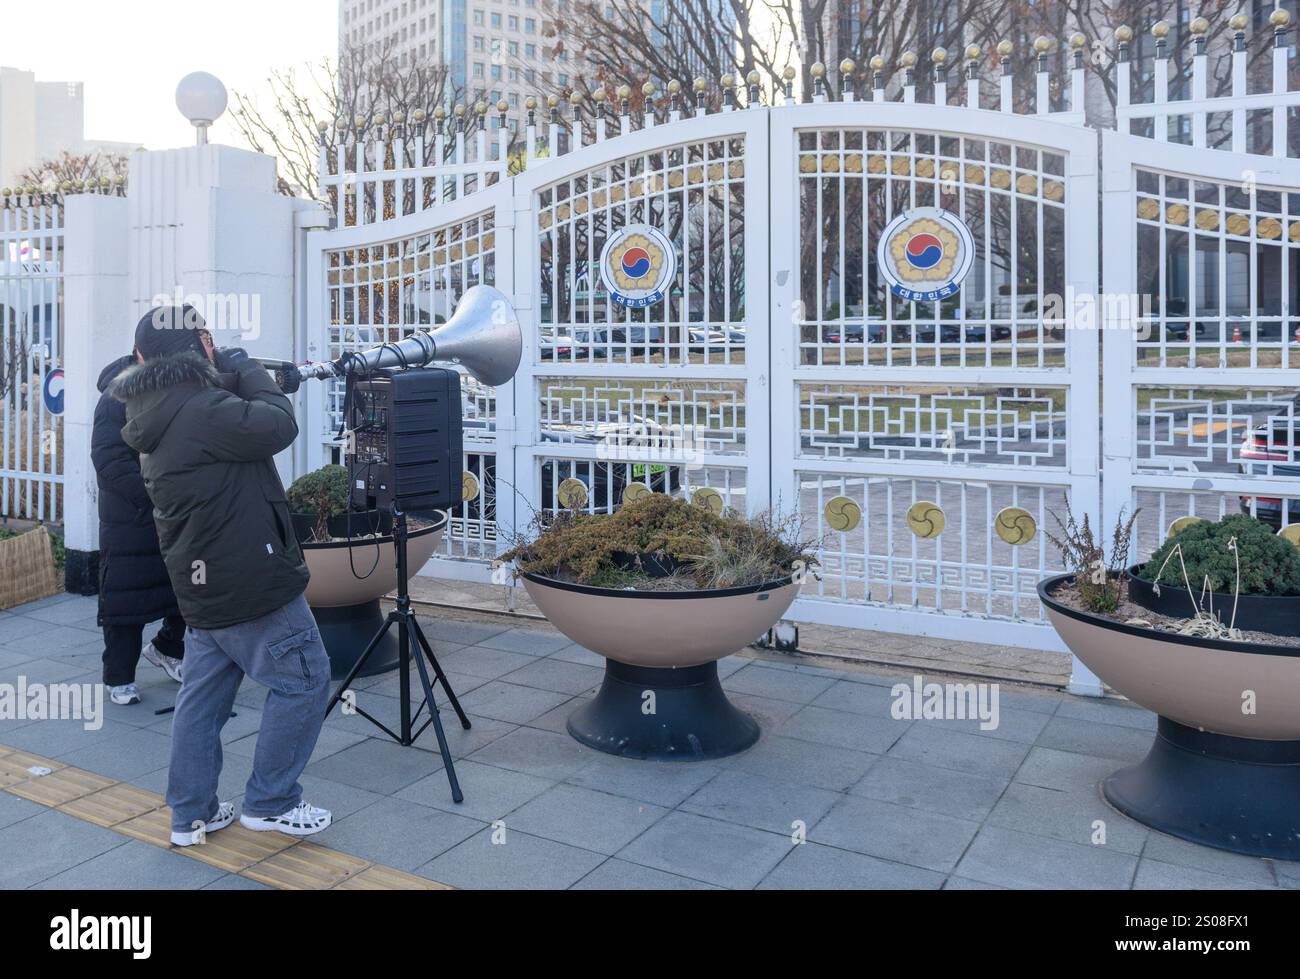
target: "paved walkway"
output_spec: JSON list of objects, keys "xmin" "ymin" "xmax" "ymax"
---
[{"xmin": 0, "ymin": 591, "xmax": 1292, "ymax": 889}]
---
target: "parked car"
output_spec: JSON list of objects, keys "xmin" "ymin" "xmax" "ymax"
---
[{"xmin": 1239, "ymin": 404, "xmax": 1300, "ymax": 528}]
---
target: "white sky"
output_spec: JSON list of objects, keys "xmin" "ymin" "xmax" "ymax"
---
[{"xmin": 1, "ymin": 0, "xmax": 337, "ymax": 152}]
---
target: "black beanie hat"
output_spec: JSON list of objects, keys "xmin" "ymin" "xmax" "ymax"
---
[{"xmin": 134, "ymin": 304, "xmax": 207, "ymax": 361}]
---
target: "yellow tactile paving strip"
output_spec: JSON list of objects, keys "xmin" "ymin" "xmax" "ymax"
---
[{"xmin": 0, "ymin": 744, "xmax": 452, "ymax": 890}]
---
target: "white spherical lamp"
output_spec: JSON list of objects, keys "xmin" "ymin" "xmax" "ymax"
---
[{"xmin": 175, "ymin": 71, "xmax": 228, "ymax": 145}]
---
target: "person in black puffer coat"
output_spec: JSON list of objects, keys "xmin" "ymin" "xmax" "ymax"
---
[{"xmin": 92, "ymin": 352, "xmax": 186, "ymax": 704}]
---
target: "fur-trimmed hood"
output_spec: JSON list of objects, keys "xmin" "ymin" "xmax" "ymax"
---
[{"xmin": 113, "ymin": 351, "xmax": 218, "ymax": 455}]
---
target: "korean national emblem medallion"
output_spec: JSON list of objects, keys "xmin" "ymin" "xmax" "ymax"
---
[
  {"xmin": 878, "ymin": 207, "xmax": 975, "ymax": 302},
  {"xmin": 600, "ymin": 224, "xmax": 677, "ymax": 308}
]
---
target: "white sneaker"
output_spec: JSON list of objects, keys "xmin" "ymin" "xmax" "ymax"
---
[
  {"xmin": 170, "ymin": 801, "xmax": 236, "ymax": 846},
  {"xmin": 108, "ymin": 683, "xmax": 140, "ymax": 705},
  {"xmin": 240, "ymin": 801, "xmax": 332, "ymax": 837},
  {"xmin": 141, "ymin": 642, "xmax": 183, "ymax": 683}
]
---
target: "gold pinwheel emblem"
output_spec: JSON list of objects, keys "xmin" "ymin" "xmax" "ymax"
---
[
  {"xmin": 824, "ymin": 496, "xmax": 862, "ymax": 533},
  {"xmin": 994, "ymin": 507, "xmax": 1037, "ymax": 545},
  {"xmin": 1279, "ymin": 524, "xmax": 1300, "ymax": 548},
  {"xmin": 461, "ymin": 471, "xmax": 480, "ymax": 502},
  {"xmin": 692, "ymin": 487, "xmax": 725, "ymax": 514},
  {"xmin": 906, "ymin": 502, "xmax": 945, "ymax": 539},
  {"xmin": 622, "ymin": 481, "xmax": 652, "ymax": 505},
  {"xmin": 1167, "ymin": 516, "xmax": 1204, "ymax": 539},
  {"xmin": 556, "ymin": 478, "xmax": 589, "ymax": 510}
]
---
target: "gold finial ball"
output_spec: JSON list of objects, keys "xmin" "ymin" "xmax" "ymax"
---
[
  {"xmin": 965, "ymin": 44, "xmax": 981, "ymax": 61},
  {"xmin": 547, "ymin": 94, "xmax": 559, "ymax": 108},
  {"xmin": 899, "ymin": 50, "xmax": 917, "ymax": 68},
  {"xmin": 475, "ymin": 100, "xmax": 488, "ymax": 115},
  {"xmin": 592, "ymin": 87, "xmax": 606, "ymax": 101},
  {"xmin": 642, "ymin": 81, "xmax": 655, "ymax": 96},
  {"xmin": 1230, "ymin": 14, "xmax": 1249, "ymax": 32},
  {"xmin": 931, "ymin": 47, "xmax": 947, "ymax": 65},
  {"xmin": 668, "ymin": 78, "xmax": 682, "ymax": 94},
  {"xmin": 1115, "ymin": 24, "xmax": 1134, "ymax": 43},
  {"xmin": 616, "ymin": 83, "xmax": 631, "ymax": 99},
  {"xmin": 391, "ymin": 110, "xmax": 405, "ymax": 124},
  {"xmin": 810, "ymin": 61, "xmax": 826, "ymax": 79},
  {"xmin": 1189, "ymin": 16, "xmax": 1209, "ymax": 36},
  {"xmin": 1151, "ymin": 20, "xmax": 1170, "ymax": 40},
  {"xmin": 1271, "ymin": 8, "xmax": 1291, "ymax": 28},
  {"xmin": 869, "ymin": 55, "xmax": 885, "ymax": 71},
  {"xmin": 372, "ymin": 111, "xmax": 385, "ymax": 125},
  {"xmin": 496, "ymin": 99, "xmax": 508, "ymax": 113},
  {"xmin": 1069, "ymin": 32, "xmax": 1087, "ymax": 49},
  {"xmin": 569, "ymin": 92, "xmax": 584, "ymax": 106},
  {"xmin": 434, "ymin": 106, "xmax": 447, "ymax": 120},
  {"xmin": 453, "ymin": 103, "xmax": 466, "ymax": 117},
  {"xmin": 719, "ymin": 73, "xmax": 734, "ymax": 88},
  {"xmin": 0, "ymin": 188, "xmax": 9, "ymax": 198},
  {"xmin": 997, "ymin": 40, "xmax": 1014, "ymax": 57},
  {"xmin": 692, "ymin": 76, "xmax": 706, "ymax": 93},
  {"xmin": 839, "ymin": 58, "xmax": 856, "ymax": 74},
  {"xmin": 353, "ymin": 113, "xmax": 366, "ymax": 127},
  {"xmin": 412, "ymin": 108, "xmax": 426, "ymax": 123},
  {"xmin": 746, "ymin": 69, "xmax": 761, "ymax": 85},
  {"xmin": 525, "ymin": 96, "xmax": 537, "ymax": 110},
  {"xmin": 1033, "ymin": 35, "xmax": 1053, "ymax": 54},
  {"xmin": 336, "ymin": 119, "xmax": 348, "ymax": 130},
  {"xmin": 316, "ymin": 120, "xmax": 329, "ymax": 134},
  {"xmin": 782, "ymin": 66, "xmax": 796, "ymax": 81}
]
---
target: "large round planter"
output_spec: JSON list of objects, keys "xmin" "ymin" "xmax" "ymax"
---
[
  {"xmin": 1126, "ymin": 564, "xmax": 1300, "ymax": 638},
  {"xmin": 1040, "ymin": 572, "xmax": 1300, "ymax": 860},
  {"xmin": 520, "ymin": 571, "xmax": 800, "ymax": 761},
  {"xmin": 303, "ymin": 515, "xmax": 446, "ymax": 679}
]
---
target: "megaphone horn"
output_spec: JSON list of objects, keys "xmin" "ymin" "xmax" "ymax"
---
[{"xmin": 297, "ymin": 284, "xmax": 523, "ymax": 387}]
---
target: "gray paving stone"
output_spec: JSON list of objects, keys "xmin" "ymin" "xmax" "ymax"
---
[
  {"xmin": 226, "ymin": 723, "xmax": 369, "ymax": 764},
  {"xmin": 395, "ymin": 759, "xmax": 555, "ymax": 822},
  {"xmin": 812, "ymin": 795, "xmax": 980, "ymax": 873},
  {"xmin": 955, "ymin": 825, "xmax": 1138, "ymax": 889},
  {"xmin": 523, "ymin": 696, "xmax": 587, "ymax": 734},
  {"xmin": 506, "ymin": 783, "xmax": 668, "ymax": 854},
  {"xmin": 438, "ymin": 645, "xmax": 537, "ymax": 680},
  {"xmin": 573, "ymin": 858, "xmax": 721, "ymax": 889},
  {"xmin": 0, "ymin": 789, "xmax": 44, "ymax": 830},
  {"xmin": 5, "ymin": 656, "xmax": 94, "ymax": 685},
  {"xmin": 850, "ymin": 756, "xmax": 1009, "ymax": 822},
  {"xmin": 1055, "ymin": 696, "xmax": 1157, "ymax": 731},
  {"xmin": 458, "ymin": 680, "xmax": 572, "ymax": 724},
  {"xmin": 616, "ymin": 811, "xmax": 793, "ymax": 889},
  {"xmin": 722, "ymin": 664, "xmax": 836, "ymax": 704},
  {"xmin": 0, "ymin": 646, "xmax": 40, "ymax": 670},
  {"xmin": 727, "ymin": 692, "xmax": 803, "ymax": 728},
  {"xmin": 469, "ymin": 726, "xmax": 596, "ymax": 781},
  {"xmin": 809, "ymin": 679, "xmax": 898, "ymax": 717},
  {"xmin": 32, "ymin": 838, "xmax": 225, "ymax": 890},
  {"xmin": 777, "ymin": 705, "xmax": 909, "ymax": 754},
  {"xmin": 943, "ymin": 876, "xmax": 1008, "ymax": 889},
  {"xmin": 1013, "ymin": 746, "xmax": 1118, "ymax": 792},
  {"xmin": 404, "ymin": 712, "xmax": 518, "ymax": 761},
  {"xmin": 1133, "ymin": 858, "xmax": 1276, "ymax": 890},
  {"xmin": 990, "ymin": 685, "xmax": 1064, "ymax": 716},
  {"xmin": 548, "ymin": 643, "xmax": 605, "ymax": 667},
  {"xmin": 202, "ymin": 873, "xmax": 272, "ymax": 890},
  {"xmin": 149, "ymin": 705, "xmax": 265, "ymax": 745},
  {"xmin": 55, "ymin": 727, "xmax": 175, "ymax": 780},
  {"xmin": 134, "ymin": 752, "xmax": 257, "ymax": 803},
  {"xmin": 921, "ymin": 705, "xmax": 1053, "ymax": 745},
  {"xmin": 0, "ymin": 614, "xmax": 56, "ymax": 645},
  {"xmin": 475, "ymin": 627, "xmax": 572, "ymax": 656},
  {"xmin": 418, "ymin": 826, "xmax": 605, "ymax": 889},
  {"xmin": 759, "ymin": 842, "xmax": 945, "ymax": 890},
  {"xmin": 680, "ymin": 769, "xmax": 841, "ymax": 835},
  {"xmin": 715, "ymin": 655, "xmax": 751, "ymax": 678},
  {"xmin": 270, "ymin": 772, "xmax": 388, "ymax": 821},
  {"xmin": 306, "ymin": 738, "xmax": 449, "ymax": 794},
  {"xmin": 728, "ymin": 734, "xmax": 875, "ymax": 792},
  {"xmin": 3, "ymin": 716, "xmax": 138, "ymax": 757},
  {"xmin": 986, "ymin": 782, "xmax": 1148, "ymax": 855},
  {"xmin": 417, "ymin": 618, "xmax": 510, "ymax": 646},
  {"xmin": 499, "ymin": 657, "xmax": 603, "ymax": 695},
  {"xmin": 0, "ymin": 809, "xmax": 126, "ymax": 888},
  {"xmin": 1035, "ymin": 715, "xmax": 1154, "ymax": 763},
  {"xmin": 566, "ymin": 752, "xmax": 724, "ymax": 807},
  {"xmin": 21, "ymin": 598, "xmax": 100, "ymax": 626},
  {"xmin": 319, "ymin": 795, "xmax": 485, "ymax": 871},
  {"xmin": 1272, "ymin": 862, "xmax": 1300, "ymax": 889},
  {"xmin": 1139, "ymin": 832, "xmax": 1277, "ymax": 887},
  {"xmin": 887, "ymin": 724, "xmax": 1031, "ymax": 780}
]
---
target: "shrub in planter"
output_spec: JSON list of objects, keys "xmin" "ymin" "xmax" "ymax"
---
[
  {"xmin": 287, "ymin": 464, "xmax": 350, "ymax": 543},
  {"xmin": 1135, "ymin": 512, "xmax": 1300, "ymax": 596}
]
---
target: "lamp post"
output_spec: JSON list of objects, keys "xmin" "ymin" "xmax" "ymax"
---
[{"xmin": 174, "ymin": 71, "xmax": 228, "ymax": 146}]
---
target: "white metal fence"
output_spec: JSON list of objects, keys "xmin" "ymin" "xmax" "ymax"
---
[
  {"xmin": 1, "ymin": 194, "xmax": 64, "ymax": 523},
  {"xmin": 304, "ymin": 20, "xmax": 1300, "ymax": 653}
]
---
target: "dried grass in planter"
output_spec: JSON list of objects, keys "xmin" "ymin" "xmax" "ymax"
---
[{"xmin": 0, "ymin": 526, "xmax": 61, "ymax": 611}]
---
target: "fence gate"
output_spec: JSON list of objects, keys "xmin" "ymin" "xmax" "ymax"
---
[
  {"xmin": 0, "ymin": 194, "xmax": 64, "ymax": 524},
  {"xmin": 306, "ymin": 26, "xmax": 1300, "ymax": 669}
]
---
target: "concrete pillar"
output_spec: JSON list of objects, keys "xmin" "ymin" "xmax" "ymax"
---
[{"xmin": 62, "ymin": 193, "xmax": 129, "ymax": 593}]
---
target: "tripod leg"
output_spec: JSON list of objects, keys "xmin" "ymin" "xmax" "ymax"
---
[
  {"xmin": 408, "ymin": 615, "xmax": 464, "ymax": 804},
  {"xmin": 324, "ymin": 611, "xmax": 397, "ymax": 720},
  {"xmin": 410, "ymin": 615, "xmax": 472, "ymax": 730}
]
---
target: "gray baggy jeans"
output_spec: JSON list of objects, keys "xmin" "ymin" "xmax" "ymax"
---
[{"xmin": 166, "ymin": 594, "xmax": 331, "ymax": 832}]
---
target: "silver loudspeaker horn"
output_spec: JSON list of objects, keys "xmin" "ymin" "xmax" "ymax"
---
[{"xmin": 295, "ymin": 284, "xmax": 522, "ymax": 387}]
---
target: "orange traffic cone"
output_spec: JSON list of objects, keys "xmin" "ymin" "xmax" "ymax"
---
[{"xmin": 1232, "ymin": 324, "xmax": 1243, "ymax": 343}]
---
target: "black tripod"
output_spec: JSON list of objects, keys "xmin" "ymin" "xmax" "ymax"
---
[{"xmin": 323, "ymin": 505, "xmax": 470, "ymax": 803}]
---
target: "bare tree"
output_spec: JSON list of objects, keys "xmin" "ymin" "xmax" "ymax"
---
[{"xmin": 14, "ymin": 151, "xmax": 130, "ymax": 195}]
